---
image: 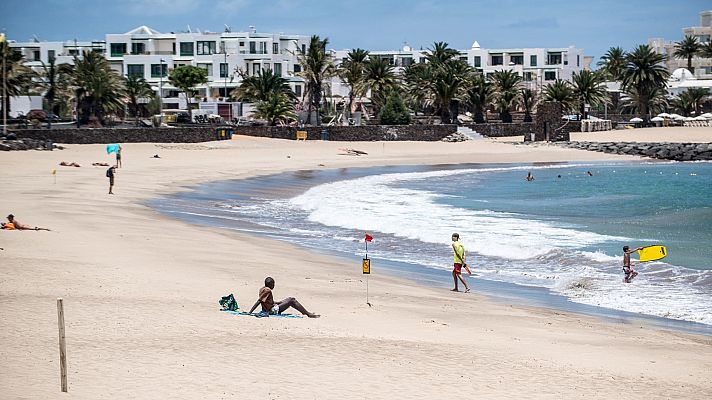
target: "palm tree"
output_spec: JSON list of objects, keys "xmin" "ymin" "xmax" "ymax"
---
[
  {"xmin": 231, "ymin": 68, "xmax": 295, "ymax": 102},
  {"xmin": 38, "ymin": 57, "xmax": 73, "ymax": 128},
  {"xmin": 463, "ymin": 73, "xmax": 492, "ymax": 123},
  {"xmin": 521, "ymin": 88, "xmax": 537, "ymax": 122},
  {"xmin": 491, "ymin": 70, "xmax": 522, "ymax": 123},
  {"xmin": 361, "ymin": 57, "xmax": 398, "ymax": 115},
  {"xmin": 597, "ymin": 46, "xmax": 628, "ymax": 81},
  {"xmin": 168, "ymin": 65, "xmax": 209, "ymax": 122},
  {"xmin": 1, "ymin": 41, "xmax": 35, "ymax": 121},
  {"xmin": 124, "ymin": 75, "xmax": 154, "ymax": 126},
  {"xmin": 622, "ymin": 86, "xmax": 668, "ymax": 116},
  {"xmin": 338, "ymin": 48, "xmax": 369, "ymax": 119},
  {"xmin": 571, "ymin": 70, "xmax": 608, "ymax": 119},
  {"xmin": 296, "ymin": 35, "xmax": 335, "ymax": 126},
  {"xmin": 423, "ymin": 42, "xmax": 471, "ymax": 123},
  {"xmin": 669, "ymin": 92, "xmax": 693, "ymax": 116},
  {"xmin": 71, "ymin": 50, "xmax": 125, "ymax": 125},
  {"xmin": 679, "ymin": 87, "xmax": 710, "ymax": 116},
  {"xmin": 673, "ymin": 35, "xmax": 701, "ymax": 73},
  {"xmin": 543, "ymin": 79, "xmax": 576, "ymax": 112},
  {"xmin": 253, "ymin": 93, "xmax": 296, "ymax": 126},
  {"xmin": 403, "ymin": 63, "xmax": 433, "ymax": 117},
  {"xmin": 701, "ymin": 41, "xmax": 712, "ymax": 59},
  {"xmin": 621, "ymin": 44, "xmax": 670, "ymax": 123}
]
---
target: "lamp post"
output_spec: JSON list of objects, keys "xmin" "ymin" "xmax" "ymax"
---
[
  {"xmin": 159, "ymin": 58, "xmax": 164, "ymax": 126},
  {"xmin": 1, "ymin": 32, "xmax": 6, "ymax": 135},
  {"xmin": 223, "ymin": 52, "xmax": 231, "ymax": 121}
]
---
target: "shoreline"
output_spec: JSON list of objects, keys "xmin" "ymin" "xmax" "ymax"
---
[
  {"xmin": 2, "ymin": 134, "xmax": 712, "ymax": 398},
  {"xmin": 150, "ymin": 161, "xmax": 712, "ymax": 336}
]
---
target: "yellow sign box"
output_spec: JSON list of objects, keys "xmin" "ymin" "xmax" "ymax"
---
[
  {"xmin": 362, "ymin": 258, "xmax": 370, "ymax": 274},
  {"xmin": 296, "ymin": 131, "xmax": 307, "ymax": 141}
]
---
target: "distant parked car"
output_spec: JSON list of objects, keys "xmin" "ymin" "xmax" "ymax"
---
[{"xmin": 175, "ymin": 112, "xmax": 191, "ymax": 123}]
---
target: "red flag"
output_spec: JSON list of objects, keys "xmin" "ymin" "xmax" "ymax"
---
[{"xmin": 364, "ymin": 233, "xmax": 373, "ymax": 242}]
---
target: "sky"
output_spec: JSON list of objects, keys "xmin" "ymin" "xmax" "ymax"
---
[{"xmin": 0, "ymin": 0, "xmax": 709, "ymax": 64}]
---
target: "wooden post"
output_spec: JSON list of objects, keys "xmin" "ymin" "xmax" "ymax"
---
[{"xmin": 57, "ymin": 297, "xmax": 67, "ymax": 392}]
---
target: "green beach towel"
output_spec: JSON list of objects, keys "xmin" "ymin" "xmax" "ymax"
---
[{"xmin": 221, "ymin": 310, "xmax": 302, "ymax": 319}]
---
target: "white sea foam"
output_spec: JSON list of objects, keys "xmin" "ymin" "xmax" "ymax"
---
[{"xmin": 288, "ymin": 166, "xmax": 628, "ymax": 260}]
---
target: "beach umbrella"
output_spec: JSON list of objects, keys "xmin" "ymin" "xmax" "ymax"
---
[
  {"xmin": 670, "ymin": 114, "xmax": 685, "ymax": 120},
  {"xmin": 701, "ymin": 113, "xmax": 712, "ymax": 119},
  {"xmin": 630, "ymin": 117, "xmax": 643, "ymax": 122},
  {"xmin": 685, "ymin": 117, "xmax": 695, "ymax": 121},
  {"xmin": 657, "ymin": 112, "xmax": 671, "ymax": 118},
  {"xmin": 651, "ymin": 116, "xmax": 664, "ymax": 122},
  {"xmin": 694, "ymin": 116, "xmax": 707, "ymax": 121}
]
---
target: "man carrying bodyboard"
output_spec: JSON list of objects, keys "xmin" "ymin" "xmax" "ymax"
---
[{"xmin": 451, "ymin": 233, "xmax": 471, "ymax": 292}]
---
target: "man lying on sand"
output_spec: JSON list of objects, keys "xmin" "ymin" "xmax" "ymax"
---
[
  {"xmin": 1, "ymin": 214, "xmax": 51, "ymax": 231},
  {"xmin": 248, "ymin": 277, "xmax": 320, "ymax": 318}
]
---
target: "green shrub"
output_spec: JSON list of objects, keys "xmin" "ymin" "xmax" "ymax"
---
[{"xmin": 378, "ymin": 94, "xmax": 411, "ymax": 125}]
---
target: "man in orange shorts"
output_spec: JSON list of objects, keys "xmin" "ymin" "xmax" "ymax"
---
[{"xmin": 451, "ymin": 233, "xmax": 471, "ymax": 292}]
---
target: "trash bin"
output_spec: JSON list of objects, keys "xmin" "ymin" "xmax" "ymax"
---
[
  {"xmin": 320, "ymin": 129, "xmax": 329, "ymax": 141},
  {"xmin": 216, "ymin": 127, "xmax": 234, "ymax": 140}
]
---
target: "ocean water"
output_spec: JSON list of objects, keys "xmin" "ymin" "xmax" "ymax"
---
[{"xmin": 151, "ymin": 161, "xmax": 712, "ymax": 326}]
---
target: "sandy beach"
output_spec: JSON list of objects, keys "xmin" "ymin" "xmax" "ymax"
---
[{"xmin": 1, "ymin": 128, "xmax": 711, "ymax": 399}]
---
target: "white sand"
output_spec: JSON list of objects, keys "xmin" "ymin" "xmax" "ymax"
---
[{"xmin": 1, "ymin": 132, "xmax": 711, "ymax": 399}]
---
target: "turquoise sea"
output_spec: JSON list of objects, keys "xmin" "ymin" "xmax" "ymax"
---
[{"xmin": 151, "ymin": 161, "xmax": 712, "ymax": 328}]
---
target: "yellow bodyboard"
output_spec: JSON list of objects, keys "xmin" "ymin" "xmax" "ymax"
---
[{"xmin": 638, "ymin": 245, "xmax": 667, "ymax": 262}]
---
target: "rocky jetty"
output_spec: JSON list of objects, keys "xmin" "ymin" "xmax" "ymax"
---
[
  {"xmin": 556, "ymin": 141, "xmax": 712, "ymax": 161},
  {"xmin": 0, "ymin": 137, "xmax": 61, "ymax": 151}
]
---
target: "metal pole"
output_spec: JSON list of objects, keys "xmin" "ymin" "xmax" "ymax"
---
[
  {"xmin": 159, "ymin": 58, "xmax": 164, "ymax": 126},
  {"xmin": 2, "ymin": 33, "xmax": 6, "ymax": 135},
  {"xmin": 57, "ymin": 298, "xmax": 68, "ymax": 392}
]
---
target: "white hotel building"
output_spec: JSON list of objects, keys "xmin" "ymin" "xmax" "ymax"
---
[
  {"xmin": 10, "ymin": 26, "xmax": 588, "ymax": 117},
  {"xmin": 330, "ymin": 42, "xmax": 589, "ymax": 98},
  {"xmin": 10, "ymin": 26, "xmax": 310, "ymax": 118}
]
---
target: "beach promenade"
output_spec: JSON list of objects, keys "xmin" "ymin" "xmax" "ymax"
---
[{"xmin": 1, "ymin": 127, "xmax": 711, "ymax": 399}]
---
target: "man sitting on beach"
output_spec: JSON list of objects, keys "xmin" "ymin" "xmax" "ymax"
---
[
  {"xmin": 451, "ymin": 233, "xmax": 471, "ymax": 292},
  {"xmin": 622, "ymin": 246, "xmax": 644, "ymax": 283},
  {"xmin": 1, "ymin": 214, "xmax": 51, "ymax": 231},
  {"xmin": 248, "ymin": 277, "xmax": 320, "ymax": 318}
]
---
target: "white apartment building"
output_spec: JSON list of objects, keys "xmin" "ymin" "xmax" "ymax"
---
[
  {"xmin": 330, "ymin": 42, "xmax": 587, "ymax": 98},
  {"xmin": 9, "ymin": 26, "xmax": 310, "ymax": 119},
  {"xmin": 649, "ymin": 10, "xmax": 712, "ymax": 79}
]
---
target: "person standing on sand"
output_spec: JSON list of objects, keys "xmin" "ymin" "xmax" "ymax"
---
[
  {"xmin": 106, "ymin": 166, "xmax": 116, "ymax": 194},
  {"xmin": 451, "ymin": 233, "xmax": 471, "ymax": 292},
  {"xmin": 116, "ymin": 145, "xmax": 123, "ymax": 168},
  {"xmin": 249, "ymin": 277, "xmax": 320, "ymax": 318},
  {"xmin": 622, "ymin": 246, "xmax": 644, "ymax": 283}
]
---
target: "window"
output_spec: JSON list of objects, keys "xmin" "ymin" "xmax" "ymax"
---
[
  {"xmin": 33, "ymin": 50, "xmax": 41, "ymax": 61},
  {"xmin": 239, "ymin": 41, "xmax": 245, "ymax": 47},
  {"xmin": 69, "ymin": 49, "xmax": 79, "ymax": 56},
  {"xmin": 197, "ymin": 63, "xmax": 213, "ymax": 76},
  {"xmin": 524, "ymin": 72, "xmax": 533, "ymax": 81},
  {"xmin": 150, "ymin": 64, "xmax": 167, "ymax": 78},
  {"xmin": 473, "ymin": 56, "xmax": 481, "ymax": 68},
  {"xmin": 491, "ymin": 54, "xmax": 503, "ymax": 66},
  {"xmin": 220, "ymin": 63, "xmax": 229, "ymax": 78},
  {"xmin": 259, "ymin": 42, "xmax": 267, "ymax": 54},
  {"xmin": 419, "ymin": 57, "xmax": 426, "ymax": 64},
  {"xmin": 172, "ymin": 43, "xmax": 176, "ymax": 54},
  {"xmin": 131, "ymin": 42, "xmax": 145, "ymax": 55},
  {"xmin": 127, "ymin": 64, "xmax": 144, "ymax": 78},
  {"xmin": 273, "ymin": 63, "xmax": 282, "ymax": 76},
  {"xmin": 697, "ymin": 35, "xmax": 710, "ymax": 42},
  {"xmin": 48, "ymin": 50, "xmax": 55, "ymax": 61},
  {"xmin": 293, "ymin": 64, "xmax": 302, "ymax": 73},
  {"xmin": 577, "ymin": 55, "xmax": 580, "ymax": 67},
  {"xmin": 530, "ymin": 55, "xmax": 537, "ymax": 66},
  {"xmin": 301, "ymin": 44, "xmax": 306, "ymax": 54},
  {"xmin": 196, "ymin": 41, "xmax": 216, "ymax": 55},
  {"xmin": 249, "ymin": 42, "xmax": 256, "ymax": 54},
  {"xmin": 295, "ymin": 85, "xmax": 302, "ymax": 97},
  {"xmin": 180, "ymin": 42, "xmax": 194, "ymax": 56},
  {"xmin": 252, "ymin": 64, "xmax": 260, "ymax": 75},
  {"xmin": 273, "ymin": 42, "xmax": 279, "ymax": 54},
  {"xmin": 459, "ymin": 56, "xmax": 468, "ymax": 62},
  {"xmin": 546, "ymin": 52, "xmax": 562, "ymax": 65},
  {"xmin": 510, "ymin": 54, "xmax": 523, "ymax": 65},
  {"xmin": 110, "ymin": 43, "xmax": 127, "ymax": 57},
  {"xmin": 544, "ymin": 71, "xmax": 556, "ymax": 80}
]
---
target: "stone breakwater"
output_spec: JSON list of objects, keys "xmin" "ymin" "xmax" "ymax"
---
[
  {"xmin": 0, "ymin": 138, "xmax": 62, "ymax": 151},
  {"xmin": 555, "ymin": 141, "xmax": 712, "ymax": 161}
]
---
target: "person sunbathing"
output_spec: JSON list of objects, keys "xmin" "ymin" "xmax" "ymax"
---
[
  {"xmin": 1, "ymin": 214, "xmax": 51, "ymax": 231},
  {"xmin": 59, "ymin": 161, "xmax": 81, "ymax": 167},
  {"xmin": 248, "ymin": 277, "xmax": 319, "ymax": 318}
]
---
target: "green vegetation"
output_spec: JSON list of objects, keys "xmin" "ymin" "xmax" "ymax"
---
[
  {"xmin": 621, "ymin": 45, "xmax": 670, "ymax": 122},
  {"xmin": 296, "ymin": 35, "xmax": 335, "ymax": 126},
  {"xmin": 378, "ymin": 92, "xmax": 411, "ymax": 125},
  {"xmin": 168, "ymin": 65, "xmax": 208, "ymax": 120},
  {"xmin": 231, "ymin": 68, "xmax": 295, "ymax": 102},
  {"xmin": 71, "ymin": 50, "xmax": 125, "ymax": 125},
  {"xmin": 124, "ymin": 75, "xmax": 154, "ymax": 126},
  {"xmin": 673, "ymin": 35, "xmax": 701, "ymax": 73},
  {"xmin": 253, "ymin": 93, "xmax": 297, "ymax": 126}
]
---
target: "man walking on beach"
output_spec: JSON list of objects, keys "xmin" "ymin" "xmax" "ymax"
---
[
  {"xmin": 451, "ymin": 233, "xmax": 471, "ymax": 292},
  {"xmin": 106, "ymin": 166, "xmax": 116, "ymax": 194},
  {"xmin": 622, "ymin": 245, "xmax": 643, "ymax": 283},
  {"xmin": 249, "ymin": 277, "xmax": 320, "ymax": 318}
]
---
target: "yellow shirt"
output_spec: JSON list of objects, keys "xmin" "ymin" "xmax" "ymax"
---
[{"xmin": 453, "ymin": 241, "xmax": 465, "ymax": 264}]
